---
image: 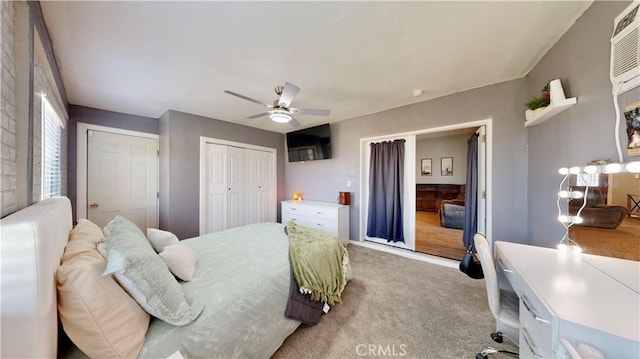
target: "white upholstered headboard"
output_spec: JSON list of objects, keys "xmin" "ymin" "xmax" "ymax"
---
[{"xmin": 1, "ymin": 197, "xmax": 72, "ymax": 358}]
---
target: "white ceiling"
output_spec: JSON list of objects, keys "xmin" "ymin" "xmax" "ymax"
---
[{"xmin": 40, "ymin": 1, "xmax": 593, "ymax": 133}]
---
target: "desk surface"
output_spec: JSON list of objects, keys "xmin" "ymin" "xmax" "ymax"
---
[{"xmin": 496, "ymin": 241, "xmax": 640, "ymax": 343}]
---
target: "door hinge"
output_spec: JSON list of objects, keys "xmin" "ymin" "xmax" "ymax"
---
[
  {"xmin": 157, "ymin": 192, "xmax": 159, "ymax": 199},
  {"xmin": 157, "ymin": 150, "xmax": 159, "ymax": 157},
  {"xmin": 482, "ymin": 190, "xmax": 486, "ymax": 199},
  {"xmin": 482, "ymin": 135, "xmax": 487, "ymax": 143}
]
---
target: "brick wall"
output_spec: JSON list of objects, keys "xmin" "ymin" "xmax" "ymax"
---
[{"xmin": 1, "ymin": 0, "xmax": 17, "ymax": 216}]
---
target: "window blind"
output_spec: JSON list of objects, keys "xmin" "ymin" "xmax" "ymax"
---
[{"xmin": 41, "ymin": 97, "xmax": 64, "ymax": 199}]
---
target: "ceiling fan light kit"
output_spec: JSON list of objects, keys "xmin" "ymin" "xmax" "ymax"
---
[
  {"xmin": 224, "ymin": 82, "xmax": 330, "ymax": 127},
  {"xmin": 270, "ymin": 112, "xmax": 292, "ymax": 123}
]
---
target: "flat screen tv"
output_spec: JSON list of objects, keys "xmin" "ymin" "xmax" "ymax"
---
[{"xmin": 286, "ymin": 123, "xmax": 332, "ymax": 162}]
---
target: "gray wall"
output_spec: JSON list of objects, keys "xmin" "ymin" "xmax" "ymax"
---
[
  {"xmin": 416, "ymin": 134, "xmax": 468, "ymax": 185},
  {"xmin": 285, "ymin": 79, "xmax": 529, "ymax": 244},
  {"xmin": 67, "ymin": 105, "xmax": 158, "ymax": 221},
  {"xmin": 526, "ymin": 1, "xmax": 640, "ymax": 248},
  {"xmin": 159, "ymin": 110, "xmax": 285, "ymax": 239}
]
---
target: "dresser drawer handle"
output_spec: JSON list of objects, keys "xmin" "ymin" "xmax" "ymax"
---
[
  {"xmin": 316, "ymin": 223, "xmax": 323, "ymax": 227},
  {"xmin": 291, "ymin": 208, "xmax": 297, "ymax": 211},
  {"xmin": 522, "ymin": 295, "xmax": 551, "ymax": 324},
  {"xmin": 496, "ymin": 257, "xmax": 514, "ymax": 273},
  {"xmin": 522, "ymin": 327, "xmax": 544, "ymax": 359},
  {"xmin": 316, "ymin": 211, "xmax": 322, "ymax": 214}
]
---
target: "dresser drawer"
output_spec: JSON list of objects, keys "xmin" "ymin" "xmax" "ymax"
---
[
  {"xmin": 519, "ymin": 291, "xmax": 554, "ymax": 358},
  {"xmin": 495, "ymin": 246, "xmax": 525, "ymax": 297},
  {"xmin": 304, "ymin": 206, "xmax": 337, "ymax": 221},
  {"xmin": 282, "ymin": 202, "xmax": 303, "ymax": 215},
  {"xmin": 305, "ymin": 217, "xmax": 338, "ymax": 235},
  {"xmin": 282, "ymin": 212, "xmax": 306, "ymax": 226}
]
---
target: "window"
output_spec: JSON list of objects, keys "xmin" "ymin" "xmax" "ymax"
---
[{"xmin": 41, "ymin": 97, "xmax": 64, "ymax": 199}]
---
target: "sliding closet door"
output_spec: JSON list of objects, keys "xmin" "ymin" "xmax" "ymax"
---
[
  {"xmin": 245, "ymin": 149, "xmax": 275, "ymax": 224},
  {"xmin": 201, "ymin": 140, "xmax": 277, "ymax": 234},
  {"xmin": 203, "ymin": 143, "xmax": 228, "ymax": 233},
  {"xmin": 226, "ymin": 146, "xmax": 245, "ymax": 228}
]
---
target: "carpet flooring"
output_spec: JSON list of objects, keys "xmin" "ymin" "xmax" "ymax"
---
[{"xmin": 273, "ymin": 244, "xmax": 517, "ymax": 359}]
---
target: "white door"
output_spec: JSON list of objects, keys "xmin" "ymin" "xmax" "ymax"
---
[
  {"xmin": 204, "ymin": 143, "xmax": 228, "ymax": 233},
  {"xmin": 226, "ymin": 146, "xmax": 244, "ymax": 228},
  {"xmin": 200, "ymin": 139, "xmax": 277, "ymax": 235},
  {"xmin": 245, "ymin": 149, "xmax": 275, "ymax": 224},
  {"xmin": 477, "ymin": 126, "xmax": 487, "ymax": 235},
  {"xmin": 87, "ymin": 130, "xmax": 158, "ymax": 230}
]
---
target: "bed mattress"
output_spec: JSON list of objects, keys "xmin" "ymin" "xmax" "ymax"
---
[{"xmin": 139, "ymin": 222, "xmax": 300, "ymax": 358}]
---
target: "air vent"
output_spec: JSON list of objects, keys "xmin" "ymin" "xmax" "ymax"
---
[{"xmin": 612, "ymin": 27, "xmax": 639, "ymax": 77}]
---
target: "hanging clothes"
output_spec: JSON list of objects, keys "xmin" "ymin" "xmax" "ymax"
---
[
  {"xmin": 367, "ymin": 139, "xmax": 405, "ymax": 243},
  {"xmin": 463, "ymin": 133, "xmax": 479, "ymax": 249}
]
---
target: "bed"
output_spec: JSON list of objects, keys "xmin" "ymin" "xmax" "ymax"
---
[{"xmin": 0, "ymin": 197, "xmax": 348, "ymax": 358}]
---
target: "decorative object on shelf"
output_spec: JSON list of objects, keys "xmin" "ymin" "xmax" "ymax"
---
[
  {"xmin": 525, "ymin": 82, "xmax": 551, "ymax": 111},
  {"xmin": 441, "ymin": 157, "xmax": 453, "ymax": 176},
  {"xmin": 293, "ymin": 192, "xmax": 303, "ymax": 201},
  {"xmin": 421, "ymin": 158, "xmax": 432, "ymax": 176},
  {"xmin": 624, "ymin": 101, "xmax": 640, "ymax": 156},
  {"xmin": 524, "ymin": 78, "xmax": 577, "ymax": 127},
  {"xmin": 338, "ymin": 191, "xmax": 350, "ymax": 205}
]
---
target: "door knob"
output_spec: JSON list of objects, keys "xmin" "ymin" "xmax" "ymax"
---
[{"xmin": 89, "ymin": 203, "xmax": 99, "ymax": 208}]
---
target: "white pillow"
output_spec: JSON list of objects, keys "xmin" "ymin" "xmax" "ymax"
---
[
  {"xmin": 159, "ymin": 244, "xmax": 198, "ymax": 281},
  {"xmin": 57, "ymin": 250, "xmax": 150, "ymax": 358},
  {"xmin": 101, "ymin": 216, "xmax": 203, "ymax": 326},
  {"xmin": 147, "ymin": 228, "xmax": 179, "ymax": 253}
]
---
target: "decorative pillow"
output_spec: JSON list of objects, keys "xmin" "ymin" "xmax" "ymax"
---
[
  {"xmin": 159, "ymin": 244, "xmax": 198, "ymax": 281},
  {"xmin": 62, "ymin": 218, "xmax": 104, "ymax": 262},
  {"xmin": 147, "ymin": 228, "xmax": 180, "ymax": 253},
  {"xmin": 101, "ymin": 216, "xmax": 203, "ymax": 326},
  {"xmin": 57, "ymin": 249, "xmax": 150, "ymax": 358}
]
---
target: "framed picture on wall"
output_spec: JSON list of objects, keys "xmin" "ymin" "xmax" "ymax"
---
[
  {"xmin": 441, "ymin": 157, "xmax": 453, "ymax": 176},
  {"xmin": 625, "ymin": 101, "xmax": 640, "ymax": 157},
  {"xmin": 421, "ymin": 158, "xmax": 432, "ymax": 176}
]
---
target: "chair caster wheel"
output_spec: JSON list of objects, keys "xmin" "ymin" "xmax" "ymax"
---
[
  {"xmin": 476, "ymin": 353, "xmax": 488, "ymax": 359},
  {"xmin": 491, "ymin": 332, "xmax": 503, "ymax": 343}
]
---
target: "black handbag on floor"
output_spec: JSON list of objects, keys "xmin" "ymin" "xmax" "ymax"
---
[{"xmin": 459, "ymin": 245, "xmax": 484, "ymax": 279}]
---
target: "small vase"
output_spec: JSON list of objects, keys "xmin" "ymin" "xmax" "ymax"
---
[{"xmin": 525, "ymin": 109, "xmax": 535, "ymax": 121}]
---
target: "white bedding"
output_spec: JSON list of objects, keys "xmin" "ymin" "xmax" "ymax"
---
[{"xmin": 139, "ymin": 222, "xmax": 301, "ymax": 358}]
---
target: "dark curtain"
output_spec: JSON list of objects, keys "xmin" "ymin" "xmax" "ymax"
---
[
  {"xmin": 463, "ymin": 133, "xmax": 479, "ymax": 249},
  {"xmin": 367, "ymin": 139, "xmax": 405, "ymax": 243}
]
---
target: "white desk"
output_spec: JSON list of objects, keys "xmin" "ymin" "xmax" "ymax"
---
[{"xmin": 495, "ymin": 241, "xmax": 640, "ymax": 358}]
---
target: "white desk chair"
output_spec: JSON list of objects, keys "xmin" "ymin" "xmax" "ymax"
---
[{"xmin": 473, "ymin": 233, "xmax": 519, "ymax": 359}]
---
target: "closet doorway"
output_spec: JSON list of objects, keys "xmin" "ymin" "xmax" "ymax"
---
[
  {"xmin": 199, "ymin": 137, "xmax": 276, "ymax": 235},
  {"xmin": 359, "ymin": 120, "xmax": 491, "ymax": 260}
]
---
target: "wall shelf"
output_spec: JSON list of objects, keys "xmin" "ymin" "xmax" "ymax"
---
[{"xmin": 524, "ymin": 97, "xmax": 577, "ymax": 127}]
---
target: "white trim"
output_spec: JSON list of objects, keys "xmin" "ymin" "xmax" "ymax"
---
[
  {"xmin": 199, "ymin": 136, "xmax": 277, "ymax": 235},
  {"xmin": 76, "ymin": 122, "xmax": 159, "ymax": 220},
  {"xmin": 348, "ymin": 240, "xmax": 458, "ymax": 269},
  {"xmin": 358, "ymin": 119, "xmax": 494, "ymax": 265}
]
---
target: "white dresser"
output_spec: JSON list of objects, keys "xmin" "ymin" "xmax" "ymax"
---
[
  {"xmin": 281, "ymin": 200, "xmax": 350, "ymax": 244},
  {"xmin": 495, "ymin": 241, "xmax": 640, "ymax": 359}
]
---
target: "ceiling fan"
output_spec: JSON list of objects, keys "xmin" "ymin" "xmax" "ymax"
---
[{"xmin": 224, "ymin": 82, "xmax": 330, "ymax": 127}]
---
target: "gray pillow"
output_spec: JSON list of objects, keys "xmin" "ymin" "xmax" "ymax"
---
[{"xmin": 101, "ymin": 216, "xmax": 203, "ymax": 326}]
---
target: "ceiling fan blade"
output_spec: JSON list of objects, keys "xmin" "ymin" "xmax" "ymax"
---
[
  {"xmin": 278, "ymin": 82, "xmax": 300, "ymax": 107},
  {"xmin": 290, "ymin": 108, "xmax": 330, "ymax": 117},
  {"xmin": 224, "ymin": 91, "xmax": 273, "ymax": 107},
  {"xmin": 246, "ymin": 112, "xmax": 269, "ymax": 119},
  {"xmin": 289, "ymin": 117, "xmax": 301, "ymax": 128}
]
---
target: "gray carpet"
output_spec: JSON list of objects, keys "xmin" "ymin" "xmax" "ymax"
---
[{"xmin": 273, "ymin": 244, "xmax": 517, "ymax": 359}]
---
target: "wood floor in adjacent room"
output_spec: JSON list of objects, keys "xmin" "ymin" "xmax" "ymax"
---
[
  {"xmin": 569, "ymin": 216, "xmax": 640, "ymax": 261},
  {"xmin": 415, "ymin": 211, "xmax": 466, "ymax": 261}
]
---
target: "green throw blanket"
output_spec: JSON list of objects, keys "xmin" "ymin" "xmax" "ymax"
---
[{"xmin": 287, "ymin": 221, "xmax": 348, "ymax": 306}]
